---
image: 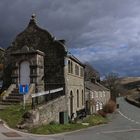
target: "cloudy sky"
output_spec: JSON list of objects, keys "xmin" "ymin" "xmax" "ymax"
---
[{"xmin": 0, "ymin": 0, "xmax": 140, "ymax": 77}]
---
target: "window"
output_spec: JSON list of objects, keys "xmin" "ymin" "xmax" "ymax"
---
[
  {"xmin": 68, "ymin": 60, "xmax": 73, "ymax": 74},
  {"xmin": 103, "ymin": 91, "xmax": 105, "ymax": 97},
  {"xmin": 31, "ymin": 78, "xmax": 36, "ymax": 83},
  {"xmin": 68, "ymin": 60, "xmax": 71, "ymax": 73},
  {"xmin": 75, "ymin": 64, "xmax": 79, "ymax": 76},
  {"xmin": 31, "ymin": 68, "xmax": 36, "ymax": 74},
  {"xmin": 82, "ymin": 90, "xmax": 84, "ymax": 105},
  {"xmin": 15, "ymin": 69, "xmax": 17, "ymax": 74},
  {"xmin": 13, "ymin": 78, "xmax": 17, "ymax": 83},
  {"xmin": 80, "ymin": 67, "xmax": 84, "ymax": 77},
  {"xmin": 95, "ymin": 92, "xmax": 98, "ymax": 98},
  {"xmin": 96, "ymin": 102, "xmax": 99, "ymax": 111},
  {"xmin": 71, "ymin": 61, "xmax": 73, "ymax": 74},
  {"xmin": 91, "ymin": 91, "xmax": 94, "ymax": 99},
  {"xmin": 100, "ymin": 92, "xmax": 102, "ymax": 97},
  {"xmin": 12, "ymin": 69, "xmax": 17, "ymax": 75},
  {"xmin": 77, "ymin": 90, "xmax": 79, "ymax": 108}
]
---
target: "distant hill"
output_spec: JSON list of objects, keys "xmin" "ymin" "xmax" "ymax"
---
[
  {"xmin": 119, "ymin": 77, "xmax": 140, "ymax": 85},
  {"xmin": 118, "ymin": 77, "xmax": 140, "ymax": 95}
]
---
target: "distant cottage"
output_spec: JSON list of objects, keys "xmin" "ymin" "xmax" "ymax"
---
[
  {"xmin": 85, "ymin": 80, "xmax": 110, "ymax": 115},
  {"xmin": 1, "ymin": 15, "xmax": 110, "ymax": 124}
]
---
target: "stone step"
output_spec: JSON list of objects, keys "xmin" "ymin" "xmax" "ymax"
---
[
  {"xmin": 0, "ymin": 103, "xmax": 9, "ymax": 110},
  {"xmin": 2, "ymin": 98, "xmax": 22, "ymax": 103},
  {"xmin": 11, "ymin": 89, "xmax": 19, "ymax": 93},
  {"xmin": 6, "ymin": 96, "xmax": 23, "ymax": 100},
  {"xmin": 9, "ymin": 93, "xmax": 23, "ymax": 97},
  {"xmin": 0, "ymin": 101, "xmax": 18, "ymax": 105}
]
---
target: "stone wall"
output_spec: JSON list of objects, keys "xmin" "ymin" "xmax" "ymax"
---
[
  {"xmin": 37, "ymin": 95, "xmax": 67, "ymax": 124},
  {"xmin": 125, "ymin": 94, "xmax": 140, "ymax": 107}
]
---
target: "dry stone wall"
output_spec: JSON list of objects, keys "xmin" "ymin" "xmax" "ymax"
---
[{"xmin": 38, "ymin": 95, "xmax": 67, "ymax": 124}]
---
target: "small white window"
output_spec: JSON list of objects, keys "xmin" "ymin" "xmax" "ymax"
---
[
  {"xmin": 103, "ymin": 91, "xmax": 105, "ymax": 97},
  {"xmin": 96, "ymin": 102, "xmax": 99, "ymax": 111},
  {"xmin": 95, "ymin": 92, "xmax": 98, "ymax": 98},
  {"xmin": 100, "ymin": 92, "xmax": 102, "ymax": 97}
]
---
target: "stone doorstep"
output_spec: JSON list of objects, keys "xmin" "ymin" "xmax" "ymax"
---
[{"xmin": 2, "ymin": 131, "xmax": 22, "ymax": 137}]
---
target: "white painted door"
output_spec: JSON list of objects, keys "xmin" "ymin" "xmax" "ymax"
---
[{"xmin": 20, "ymin": 61, "xmax": 30, "ymax": 85}]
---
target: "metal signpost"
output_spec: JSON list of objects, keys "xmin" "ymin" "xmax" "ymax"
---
[{"xmin": 19, "ymin": 84, "xmax": 29, "ymax": 109}]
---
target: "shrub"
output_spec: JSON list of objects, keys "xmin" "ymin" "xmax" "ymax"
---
[
  {"xmin": 98, "ymin": 110, "xmax": 107, "ymax": 117},
  {"xmin": 82, "ymin": 114, "xmax": 108, "ymax": 126},
  {"xmin": 103, "ymin": 100, "xmax": 116, "ymax": 113}
]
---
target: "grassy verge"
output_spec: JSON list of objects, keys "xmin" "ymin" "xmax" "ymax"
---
[
  {"xmin": 0, "ymin": 105, "xmax": 108, "ymax": 134},
  {"xmin": 29, "ymin": 114, "xmax": 108, "ymax": 134},
  {"xmin": 82, "ymin": 114, "xmax": 108, "ymax": 125},
  {"xmin": 0, "ymin": 104, "xmax": 29, "ymax": 128},
  {"xmin": 29, "ymin": 123, "xmax": 88, "ymax": 134}
]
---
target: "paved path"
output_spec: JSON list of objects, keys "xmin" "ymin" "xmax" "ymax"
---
[
  {"xmin": 0, "ymin": 97, "xmax": 140, "ymax": 140},
  {"xmin": 0, "ymin": 121, "xmax": 56, "ymax": 140}
]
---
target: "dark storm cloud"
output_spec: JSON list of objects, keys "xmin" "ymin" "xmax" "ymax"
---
[{"xmin": 0, "ymin": 0, "xmax": 140, "ymax": 76}]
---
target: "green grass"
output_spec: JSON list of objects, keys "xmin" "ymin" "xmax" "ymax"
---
[
  {"xmin": 29, "ymin": 114, "xmax": 108, "ymax": 134},
  {"xmin": 0, "ymin": 104, "xmax": 29, "ymax": 128},
  {"xmin": 29, "ymin": 123, "xmax": 88, "ymax": 134},
  {"xmin": 82, "ymin": 114, "xmax": 108, "ymax": 126},
  {"xmin": 0, "ymin": 105, "xmax": 108, "ymax": 134}
]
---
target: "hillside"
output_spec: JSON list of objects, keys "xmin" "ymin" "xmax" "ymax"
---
[
  {"xmin": 119, "ymin": 77, "xmax": 140, "ymax": 85},
  {"xmin": 119, "ymin": 77, "xmax": 140, "ymax": 95}
]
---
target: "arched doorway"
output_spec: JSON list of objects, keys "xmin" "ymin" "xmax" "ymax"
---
[
  {"xmin": 20, "ymin": 61, "xmax": 30, "ymax": 85},
  {"xmin": 70, "ymin": 91, "xmax": 74, "ymax": 118}
]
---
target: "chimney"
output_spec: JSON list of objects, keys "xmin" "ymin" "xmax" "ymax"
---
[{"xmin": 91, "ymin": 78, "xmax": 96, "ymax": 83}]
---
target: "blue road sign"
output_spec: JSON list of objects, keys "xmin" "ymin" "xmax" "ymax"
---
[{"xmin": 19, "ymin": 84, "xmax": 29, "ymax": 94}]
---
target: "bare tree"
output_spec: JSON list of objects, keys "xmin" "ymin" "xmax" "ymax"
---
[
  {"xmin": 0, "ymin": 52, "xmax": 4, "ymax": 64},
  {"xmin": 103, "ymin": 72, "xmax": 122, "ymax": 101},
  {"xmin": 0, "ymin": 49, "xmax": 4, "ymax": 64},
  {"xmin": 84, "ymin": 62, "xmax": 100, "ymax": 82}
]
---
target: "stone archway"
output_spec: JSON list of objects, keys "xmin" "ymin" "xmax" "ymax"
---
[{"xmin": 19, "ymin": 61, "xmax": 30, "ymax": 85}]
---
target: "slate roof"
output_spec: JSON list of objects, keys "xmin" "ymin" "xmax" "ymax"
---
[
  {"xmin": 67, "ymin": 53, "xmax": 85, "ymax": 67},
  {"xmin": 85, "ymin": 81, "xmax": 110, "ymax": 92}
]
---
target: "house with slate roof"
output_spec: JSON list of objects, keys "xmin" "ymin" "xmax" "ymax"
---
[{"xmin": 85, "ymin": 80, "xmax": 110, "ymax": 115}]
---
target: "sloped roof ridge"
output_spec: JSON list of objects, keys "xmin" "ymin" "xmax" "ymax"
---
[
  {"xmin": 95, "ymin": 82, "xmax": 110, "ymax": 91},
  {"xmin": 67, "ymin": 53, "xmax": 85, "ymax": 67}
]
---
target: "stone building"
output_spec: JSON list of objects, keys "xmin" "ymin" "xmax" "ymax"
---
[
  {"xmin": 4, "ymin": 15, "xmax": 65, "ymax": 91},
  {"xmin": 65, "ymin": 54, "xmax": 85, "ymax": 118},
  {"xmin": 3, "ymin": 15, "xmax": 85, "ymax": 120},
  {"xmin": 85, "ymin": 80, "xmax": 110, "ymax": 115},
  {"xmin": 10, "ymin": 46, "xmax": 45, "ymax": 92}
]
